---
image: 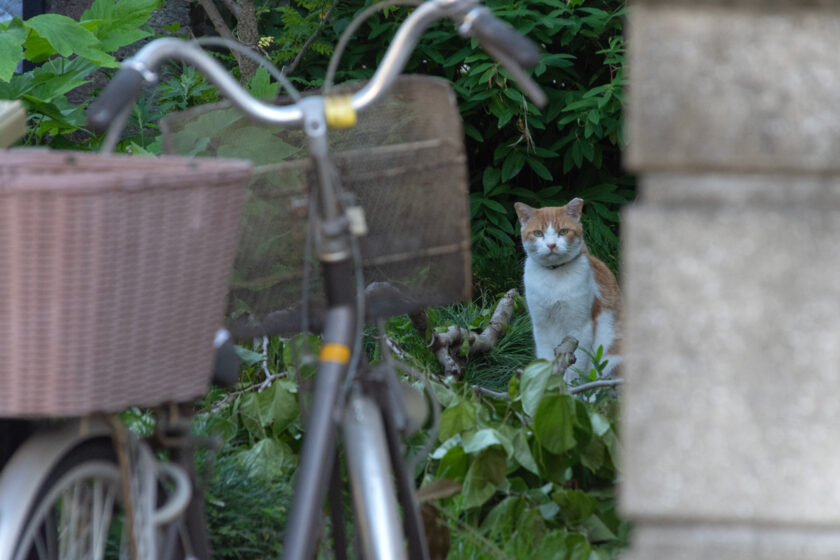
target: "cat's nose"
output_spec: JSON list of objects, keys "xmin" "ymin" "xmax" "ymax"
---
[{"xmin": 547, "ymin": 243, "xmax": 557, "ymax": 250}]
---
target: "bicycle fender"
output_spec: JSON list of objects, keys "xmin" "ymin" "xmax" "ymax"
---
[{"xmin": 0, "ymin": 418, "xmax": 112, "ymax": 558}]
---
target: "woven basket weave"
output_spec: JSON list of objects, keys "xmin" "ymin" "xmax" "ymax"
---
[{"xmin": 0, "ymin": 149, "xmax": 251, "ymax": 417}]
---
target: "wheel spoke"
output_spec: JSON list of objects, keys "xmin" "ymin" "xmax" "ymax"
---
[
  {"xmin": 13, "ymin": 454, "xmax": 126, "ymax": 560},
  {"xmin": 93, "ymin": 477, "xmax": 118, "ymax": 558}
]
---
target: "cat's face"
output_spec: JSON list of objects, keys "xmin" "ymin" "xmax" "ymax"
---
[{"xmin": 515, "ymin": 199, "xmax": 585, "ymax": 267}]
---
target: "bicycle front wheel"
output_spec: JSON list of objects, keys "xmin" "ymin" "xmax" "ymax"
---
[{"xmin": 12, "ymin": 439, "xmax": 128, "ymax": 560}]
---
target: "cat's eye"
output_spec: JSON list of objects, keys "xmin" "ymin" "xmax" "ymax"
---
[
  {"xmin": 558, "ymin": 228, "xmax": 570, "ymax": 235},
  {"xmin": 533, "ymin": 230, "xmax": 544, "ymax": 238}
]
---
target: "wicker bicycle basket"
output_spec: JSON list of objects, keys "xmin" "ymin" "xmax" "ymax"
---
[
  {"xmin": 0, "ymin": 150, "xmax": 251, "ymax": 417},
  {"xmin": 161, "ymin": 75, "xmax": 472, "ymax": 338}
]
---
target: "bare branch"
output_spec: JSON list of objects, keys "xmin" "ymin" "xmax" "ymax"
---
[
  {"xmin": 569, "ymin": 378, "xmax": 624, "ymax": 394},
  {"xmin": 553, "ymin": 335, "xmax": 578, "ymax": 377},
  {"xmin": 284, "ymin": 1, "xmax": 339, "ymax": 77},
  {"xmin": 211, "ymin": 371, "xmax": 289, "ymax": 411},
  {"xmin": 431, "ymin": 289, "xmax": 519, "ymax": 377},
  {"xmin": 472, "ymin": 386, "xmax": 509, "ymax": 400},
  {"xmin": 384, "ymin": 336, "xmax": 409, "ymax": 362}
]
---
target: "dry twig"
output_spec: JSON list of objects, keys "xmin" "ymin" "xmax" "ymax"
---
[
  {"xmin": 211, "ymin": 371, "xmax": 288, "ymax": 411},
  {"xmin": 569, "ymin": 378, "xmax": 624, "ymax": 394},
  {"xmin": 430, "ymin": 288, "xmax": 519, "ymax": 377},
  {"xmin": 283, "ymin": 1, "xmax": 339, "ymax": 77}
]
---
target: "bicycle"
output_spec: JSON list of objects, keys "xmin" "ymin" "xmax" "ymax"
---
[{"xmin": 0, "ymin": 0, "xmax": 544, "ymax": 557}]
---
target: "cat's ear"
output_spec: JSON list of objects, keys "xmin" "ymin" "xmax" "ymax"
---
[
  {"xmin": 514, "ymin": 202, "xmax": 535, "ymax": 225},
  {"xmin": 565, "ymin": 198, "xmax": 584, "ymax": 221}
]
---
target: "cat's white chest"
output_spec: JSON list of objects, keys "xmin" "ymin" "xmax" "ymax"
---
[{"xmin": 523, "ymin": 255, "xmax": 597, "ymax": 366}]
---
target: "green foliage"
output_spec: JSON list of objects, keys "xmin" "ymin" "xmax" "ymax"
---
[
  {"xmin": 1, "ymin": 1, "xmax": 633, "ymax": 554},
  {"xmin": 441, "ymin": 0, "xmax": 634, "ymax": 275},
  {"xmin": 424, "ymin": 357, "xmax": 627, "ymax": 559},
  {"xmin": 192, "ymin": 334, "xmax": 314, "ymax": 558},
  {"xmin": 204, "ymin": 452, "xmax": 293, "ymax": 559},
  {"xmin": 252, "ymin": 0, "xmax": 337, "ymax": 74},
  {"xmin": 248, "ymin": 0, "xmax": 633, "ymax": 288},
  {"xmin": 156, "ymin": 65, "xmax": 220, "ymax": 114},
  {"xmin": 195, "ymin": 293, "xmax": 626, "ymax": 558},
  {"xmin": 0, "ymin": 0, "xmax": 161, "ymax": 146}
]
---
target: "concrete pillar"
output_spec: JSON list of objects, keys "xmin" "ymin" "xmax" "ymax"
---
[{"xmin": 621, "ymin": 2, "xmax": 840, "ymax": 558}]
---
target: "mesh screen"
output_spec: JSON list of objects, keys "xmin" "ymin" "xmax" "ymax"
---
[{"xmin": 161, "ymin": 75, "xmax": 471, "ymax": 338}]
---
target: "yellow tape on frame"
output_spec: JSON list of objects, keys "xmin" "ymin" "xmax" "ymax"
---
[
  {"xmin": 319, "ymin": 343, "xmax": 351, "ymax": 364},
  {"xmin": 324, "ymin": 95, "xmax": 357, "ymax": 129}
]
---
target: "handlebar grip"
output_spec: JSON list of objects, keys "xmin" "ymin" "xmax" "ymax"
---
[
  {"xmin": 86, "ymin": 65, "xmax": 146, "ymax": 132},
  {"xmin": 462, "ymin": 8, "xmax": 541, "ymax": 69}
]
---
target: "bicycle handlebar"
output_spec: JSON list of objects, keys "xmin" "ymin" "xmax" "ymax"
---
[
  {"xmin": 461, "ymin": 6, "xmax": 540, "ymax": 68},
  {"xmin": 87, "ymin": 0, "xmax": 545, "ymax": 132}
]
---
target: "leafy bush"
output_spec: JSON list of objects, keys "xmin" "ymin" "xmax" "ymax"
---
[
  {"xmin": 194, "ymin": 292, "xmax": 626, "ymax": 558},
  {"xmin": 0, "ymin": 0, "xmax": 161, "ymax": 147},
  {"xmin": 427, "ymin": 359, "xmax": 627, "ymax": 559},
  {"xmin": 245, "ymin": 0, "xmax": 633, "ymax": 289}
]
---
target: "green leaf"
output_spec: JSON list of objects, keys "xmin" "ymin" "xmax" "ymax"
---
[
  {"xmin": 501, "ymin": 150, "xmax": 525, "ymax": 182},
  {"xmin": 480, "ymin": 197, "xmax": 508, "ymax": 215},
  {"xmin": 234, "ymin": 345, "xmax": 264, "ymax": 367},
  {"xmin": 496, "ymin": 108, "xmax": 515, "ymax": 129},
  {"xmin": 462, "ymin": 446, "xmax": 507, "ymax": 509},
  {"xmin": 238, "ymin": 392, "xmax": 266, "ymax": 439},
  {"xmin": 0, "ymin": 20, "xmax": 26, "ymax": 82},
  {"xmin": 582, "ymin": 514, "xmax": 618, "ymax": 543},
  {"xmin": 482, "ymin": 166, "xmax": 500, "ymax": 193},
  {"xmin": 463, "ymin": 122, "xmax": 483, "ymax": 142},
  {"xmin": 503, "ymin": 87, "xmax": 523, "ymax": 103},
  {"xmin": 267, "ymin": 380, "xmax": 299, "ymax": 436},
  {"xmin": 437, "ymin": 445, "xmax": 469, "ymax": 480},
  {"xmin": 24, "ymin": 57, "xmax": 97, "ymax": 103},
  {"xmin": 589, "ymin": 413, "xmax": 611, "ymax": 437},
  {"xmin": 534, "ymin": 394, "xmax": 576, "ymax": 454},
  {"xmin": 566, "ymin": 533, "xmax": 592, "ymax": 560},
  {"xmin": 438, "ymin": 400, "xmax": 477, "ymax": 442},
  {"xmin": 513, "ymin": 430, "xmax": 540, "ymax": 475},
  {"xmin": 602, "ymin": 428, "xmax": 621, "ymax": 468},
  {"xmin": 232, "ymin": 438, "xmax": 296, "ymax": 481},
  {"xmin": 526, "ymin": 157, "xmax": 553, "ymax": 180},
  {"xmin": 542, "ymin": 52, "xmax": 575, "ymax": 68},
  {"xmin": 520, "ymin": 360, "xmax": 553, "ymax": 417},
  {"xmin": 462, "ymin": 428, "xmax": 513, "ymax": 457},
  {"xmin": 216, "ymin": 127, "xmax": 302, "ymax": 166},
  {"xmin": 580, "ymin": 435, "xmax": 605, "ymax": 473},
  {"xmin": 25, "ymin": 14, "xmax": 116, "ymax": 67},
  {"xmin": 98, "ymin": 27, "xmax": 151, "ymax": 52},
  {"xmin": 442, "ymin": 45, "xmax": 472, "ymax": 67},
  {"xmin": 192, "ymin": 409, "xmax": 238, "ymax": 443},
  {"xmin": 553, "ymin": 489, "xmax": 597, "ymax": 526},
  {"xmin": 247, "ymin": 66, "xmax": 279, "ymax": 99}
]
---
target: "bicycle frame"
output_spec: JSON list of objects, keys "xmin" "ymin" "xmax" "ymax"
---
[{"xmin": 84, "ymin": 0, "xmax": 546, "ymax": 557}]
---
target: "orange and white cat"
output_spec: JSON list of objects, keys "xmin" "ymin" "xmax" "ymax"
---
[{"xmin": 515, "ymin": 198, "xmax": 621, "ymax": 382}]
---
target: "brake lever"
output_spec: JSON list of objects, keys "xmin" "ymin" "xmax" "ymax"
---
[{"xmin": 457, "ymin": 6, "xmax": 547, "ymax": 108}]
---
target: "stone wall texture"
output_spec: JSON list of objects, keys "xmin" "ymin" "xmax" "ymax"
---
[{"xmin": 621, "ymin": 1, "xmax": 840, "ymax": 558}]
